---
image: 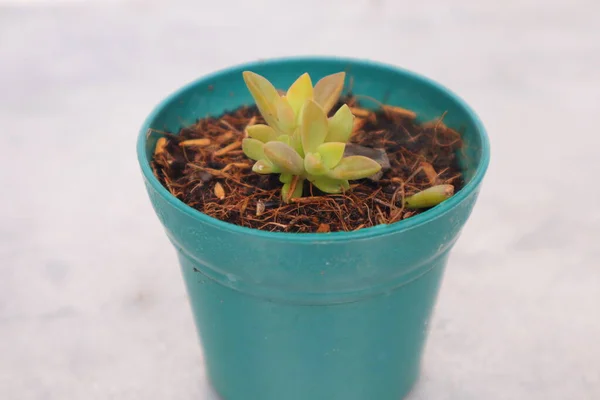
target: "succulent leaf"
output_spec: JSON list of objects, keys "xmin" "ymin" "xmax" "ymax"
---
[
  {"xmin": 328, "ymin": 155, "xmax": 382, "ymax": 180},
  {"xmin": 313, "ymin": 72, "xmax": 346, "ymax": 114},
  {"xmin": 404, "ymin": 185, "xmax": 454, "ymax": 209},
  {"xmin": 252, "ymin": 159, "xmax": 279, "ymax": 174},
  {"xmin": 311, "ymin": 176, "xmax": 346, "ymax": 193},
  {"xmin": 286, "ymin": 73, "xmax": 313, "ymax": 116},
  {"xmin": 281, "ymin": 178, "xmax": 304, "ymax": 202},
  {"xmin": 246, "ymin": 124, "xmax": 278, "ymax": 143},
  {"xmin": 290, "ymin": 128, "xmax": 305, "ymax": 157},
  {"xmin": 326, "ymin": 104, "xmax": 354, "ymax": 143},
  {"xmin": 242, "ymin": 71, "xmax": 282, "ymax": 131},
  {"xmin": 301, "ymin": 100, "xmax": 328, "ymax": 154},
  {"xmin": 264, "ymin": 141, "xmax": 304, "ymax": 175},
  {"xmin": 275, "ymin": 96, "xmax": 296, "ymax": 134},
  {"xmin": 279, "ymin": 173, "xmax": 293, "ymax": 183},
  {"xmin": 276, "ymin": 134, "xmax": 292, "ymax": 146},
  {"xmin": 316, "ymin": 142, "xmax": 345, "ymax": 169},
  {"xmin": 304, "ymin": 152, "xmax": 328, "ymax": 176},
  {"xmin": 242, "ymin": 138, "xmax": 265, "ymax": 161}
]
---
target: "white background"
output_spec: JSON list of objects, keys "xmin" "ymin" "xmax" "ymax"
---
[{"xmin": 1, "ymin": 0, "xmax": 599, "ymax": 399}]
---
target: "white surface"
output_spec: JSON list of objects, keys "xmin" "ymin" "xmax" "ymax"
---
[{"xmin": 1, "ymin": 0, "xmax": 599, "ymax": 399}]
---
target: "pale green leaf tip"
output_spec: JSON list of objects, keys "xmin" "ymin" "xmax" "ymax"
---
[
  {"xmin": 242, "ymin": 70, "xmax": 260, "ymax": 89},
  {"xmin": 286, "ymin": 73, "xmax": 314, "ymax": 114},
  {"xmin": 253, "ymin": 159, "xmax": 278, "ymax": 174},
  {"xmin": 313, "ymin": 72, "xmax": 346, "ymax": 113}
]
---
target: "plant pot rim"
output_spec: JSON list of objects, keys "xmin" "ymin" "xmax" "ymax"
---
[{"xmin": 137, "ymin": 55, "xmax": 490, "ymax": 241}]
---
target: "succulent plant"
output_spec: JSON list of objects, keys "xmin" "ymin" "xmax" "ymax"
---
[{"xmin": 241, "ymin": 71, "xmax": 382, "ymax": 202}]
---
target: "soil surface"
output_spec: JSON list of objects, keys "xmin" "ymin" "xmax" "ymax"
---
[{"xmin": 151, "ymin": 96, "xmax": 464, "ymax": 233}]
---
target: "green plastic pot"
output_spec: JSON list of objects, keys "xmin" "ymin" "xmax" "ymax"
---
[{"xmin": 137, "ymin": 57, "xmax": 490, "ymax": 400}]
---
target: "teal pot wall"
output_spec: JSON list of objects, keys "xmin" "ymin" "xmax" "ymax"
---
[{"xmin": 137, "ymin": 57, "xmax": 490, "ymax": 400}]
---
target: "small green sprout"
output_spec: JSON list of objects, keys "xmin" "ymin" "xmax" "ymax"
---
[{"xmin": 241, "ymin": 71, "xmax": 382, "ymax": 202}]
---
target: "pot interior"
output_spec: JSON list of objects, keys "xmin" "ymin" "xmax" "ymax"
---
[{"xmin": 141, "ymin": 57, "xmax": 487, "ymax": 191}]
